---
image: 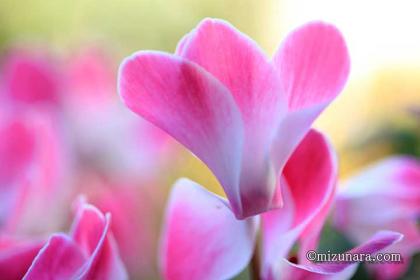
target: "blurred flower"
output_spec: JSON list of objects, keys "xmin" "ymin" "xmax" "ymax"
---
[
  {"xmin": 0, "ymin": 236, "xmax": 44, "ymax": 280},
  {"xmin": 159, "ymin": 130, "xmax": 401, "ymax": 280},
  {"xmin": 119, "ymin": 18, "xmax": 350, "ymax": 218},
  {"xmin": 0, "ymin": 110, "xmax": 69, "ymax": 235},
  {"xmin": 80, "ymin": 174, "xmax": 165, "ymax": 279},
  {"xmin": 333, "ymin": 156, "xmax": 420, "ymax": 280},
  {"xmin": 23, "ymin": 199, "xmax": 127, "ymax": 280},
  {"xmin": 63, "ymin": 48, "xmax": 176, "ymax": 179},
  {"xmin": 0, "ymin": 50, "xmax": 62, "ymax": 108}
]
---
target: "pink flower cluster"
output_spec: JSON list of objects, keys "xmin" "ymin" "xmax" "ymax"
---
[{"xmin": 0, "ymin": 18, "xmax": 419, "ymax": 280}]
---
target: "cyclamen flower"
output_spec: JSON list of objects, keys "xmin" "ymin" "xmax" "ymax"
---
[
  {"xmin": 1, "ymin": 51, "xmax": 61, "ymax": 107},
  {"xmin": 119, "ymin": 18, "xmax": 350, "ymax": 218},
  {"xmin": 23, "ymin": 200, "xmax": 127, "ymax": 280},
  {"xmin": 159, "ymin": 130, "xmax": 402, "ymax": 280},
  {"xmin": 0, "ymin": 111, "xmax": 66, "ymax": 235},
  {"xmin": 333, "ymin": 156, "xmax": 420, "ymax": 280}
]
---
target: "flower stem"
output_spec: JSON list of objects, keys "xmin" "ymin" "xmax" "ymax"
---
[{"xmin": 250, "ymin": 237, "xmax": 261, "ymax": 280}]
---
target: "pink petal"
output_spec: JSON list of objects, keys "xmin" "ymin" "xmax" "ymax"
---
[
  {"xmin": 0, "ymin": 237, "xmax": 43, "ymax": 280},
  {"xmin": 271, "ymin": 21, "xmax": 350, "ymax": 175},
  {"xmin": 334, "ymin": 156, "xmax": 420, "ymax": 279},
  {"xmin": 23, "ymin": 234, "xmax": 86, "ymax": 280},
  {"xmin": 90, "ymin": 182, "xmax": 159, "ymax": 278},
  {"xmin": 65, "ymin": 48, "xmax": 115, "ymax": 109},
  {"xmin": 177, "ymin": 18, "xmax": 286, "ymax": 217},
  {"xmin": 0, "ymin": 117, "xmax": 35, "ymax": 187},
  {"xmin": 160, "ymin": 178, "xmax": 258, "ymax": 280},
  {"xmin": 277, "ymin": 231, "xmax": 402, "ymax": 280},
  {"xmin": 1, "ymin": 51, "xmax": 61, "ymax": 106},
  {"xmin": 262, "ymin": 130, "xmax": 337, "ymax": 276},
  {"xmin": 1, "ymin": 111, "xmax": 67, "ymax": 234},
  {"xmin": 177, "ymin": 18, "xmax": 285, "ymax": 122},
  {"xmin": 119, "ymin": 51, "xmax": 245, "ymax": 215},
  {"xmin": 70, "ymin": 203, "xmax": 128, "ymax": 280},
  {"xmin": 273, "ymin": 21, "xmax": 350, "ymax": 111},
  {"xmin": 23, "ymin": 202, "xmax": 127, "ymax": 280}
]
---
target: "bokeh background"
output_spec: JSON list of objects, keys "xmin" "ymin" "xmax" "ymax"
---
[{"xmin": 0, "ymin": 0, "xmax": 418, "ymax": 279}]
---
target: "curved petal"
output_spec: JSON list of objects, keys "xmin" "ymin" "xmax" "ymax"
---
[
  {"xmin": 178, "ymin": 18, "xmax": 287, "ymax": 217},
  {"xmin": 177, "ymin": 18, "xmax": 285, "ymax": 123},
  {"xmin": 91, "ymin": 183, "xmax": 159, "ymax": 278},
  {"xmin": 23, "ymin": 234, "xmax": 86, "ymax": 280},
  {"xmin": 276, "ymin": 231, "xmax": 403, "ymax": 280},
  {"xmin": 262, "ymin": 130, "xmax": 337, "ymax": 277},
  {"xmin": 0, "ymin": 237, "xmax": 43, "ymax": 280},
  {"xmin": 271, "ymin": 21, "xmax": 350, "ymax": 174},
  {"xmin": 70, "ymin": 203, "xmax": 128, "ymax": 280},
  {"xmin": 119, "ymin": 51, "xmax": 245, "ymax": 215},
  {"xmin": 160, "ymin": 178, "xmax": 258, "ymax": 280},
  {"xmin": 333, "ymin": 156, "xmax": 420, "ymax": 279},
  {"xmin": 336, "ymin": 156, "xmax": 420, "ymax": 203},
  {"xmin": 273, "ymin": 21, "xmax": 350, "ymax": 111},
  {"xmin": 23, "ymin": 202, "xmax": 127, "ymax": 280}
]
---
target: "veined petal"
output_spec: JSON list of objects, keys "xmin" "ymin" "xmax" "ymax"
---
[
  {"xmin": 177, "ymin": 18, "xmax": 285, "ymax": 124},
  {"xmin": 273, "ymin": 21, "xmax": 350, "ymax": 111},
  {"xmin": 262, "ymin": 130, "xmax": 337, "ymax": 277},
  {"xmin": 119, "ymin": 51, "xmax": 244, "ymax": 214},
  {"xmin": 160, "ymin": 178, "xmax": 258, "ymax": 280},
  {"xmin": 178, "ymin": 19, "xmax": 287, "ymax": 217},
  {"xmin": 271, "ymin": 22, "xmax": 350, "ymax": 175}
]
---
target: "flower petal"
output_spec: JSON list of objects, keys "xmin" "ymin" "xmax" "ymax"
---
[
  {"xmin": 160, "ymin": 178, "xmax": 258, "ymax": 280},
  {"xmin": 273, "ymin": 21, "xmax": 350, "ymax": 111},
  {"xmin": 24, "ymin": 202, "xmax": 127, "ymax": 280},
  {"xmin": 0, "ymin": 117, "xmax": 35, "ymax": 187},
  {"xmin": 271, "ymin": 21, "xmax": 350, "ymax": 174},
  {"xmin": 0, "ymin": 237, "xmax": 43, "ymax": 280},
  {"xmin": 70, "ymin": 203, "xmax": 128, "ymax": 280},
  {"xmin": 1, "ymin": 51, "xmax": 60, "ymax": 106},
  {"xmin": 178, "ymin": 18, "xmax": 287, "ymax": 217},
  {"xmin": 277, "ymin": 231, "xmax": 403, "ymax": 280},
  {"xmin": 262, "ymin": 130, "xmax": 337, "ymax": 276},
  {"xmin": 119, "ymin": 51, "xmax": 245, "ymax": 214},
  {"xmin": 334, "ymin": 156, "xmax": 420, "ymax": 279},
  {"xmin": 23, "ymin": 234, "xmax": 86, "ymax": 280}
]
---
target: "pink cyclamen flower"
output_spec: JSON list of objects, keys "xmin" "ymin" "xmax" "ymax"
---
[
  {"xmin": 23, "ymin": 200, "xmax": 127, "ymax": 280},
  {"xmin": 119, "ymin": 18, "xmax": 350, "ymax": 218},
  {"xmin": 65, "ymin": 48, "xmax": 174, "ymax": 179},
  {"xmin": 0, "ymin": 109, "xmax": 68, "ymax": 235},
  {"xmin": 333, "ymin": 156, "xmax": 420, "ymax": 280},
  {"xmin": 85, "ymin": 177, "xmax": 163, "ymax": 279},
  {"xmin": 159, "ymin": 130, "xmax": 402, "ymax": 280},
  {"xmin": 1, "ymin": 51, "xmax": 61, "ymax": 107}
]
